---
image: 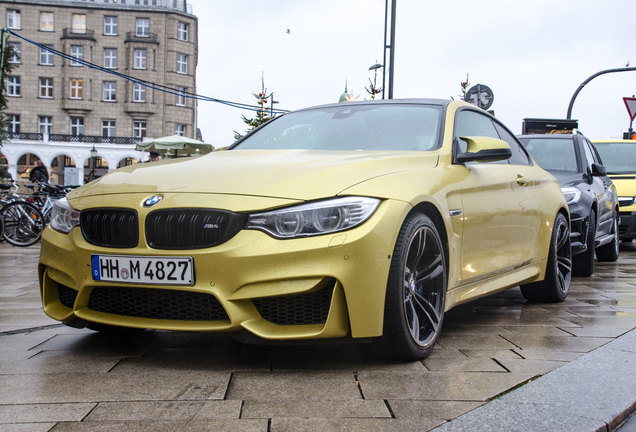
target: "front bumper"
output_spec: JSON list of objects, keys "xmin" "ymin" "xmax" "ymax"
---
[{"xmin": 39, "ymin": 198, "xmax": 409, "ymax": 340}]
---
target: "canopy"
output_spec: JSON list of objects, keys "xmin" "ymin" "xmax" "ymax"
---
[{"xmin": 136, "ymin": 135, "xmax": 214, "ymax": 158}]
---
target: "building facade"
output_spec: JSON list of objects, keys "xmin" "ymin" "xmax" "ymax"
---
[{"xmin": 1, "ymin": 0, "xmax": 197, "ymax": 185}]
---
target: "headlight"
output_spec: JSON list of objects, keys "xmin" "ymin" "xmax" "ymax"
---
[
  {"xmin": 561, "ymin": 187, "xmax": 581, "ymax": 205},
  {"xmin": 246, "ymin": 196, "xmax": 381, "ymax": 239},
  {"xmin": 50, "ymin": 197, "xmax": 80, "ymax": 233}
]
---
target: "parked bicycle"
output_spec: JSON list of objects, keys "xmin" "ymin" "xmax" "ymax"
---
[
  {"xmin": 24, "ymin": 182, "xmax": 71, "ymax": 224},
  {"xmin": 0, "ymin": 181, "xmax": 45, "ymax": 247}
]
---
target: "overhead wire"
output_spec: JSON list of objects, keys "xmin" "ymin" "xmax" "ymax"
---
[{"xmin": 2, "ymin": 28, "xmax": 289, "ymax": 114}]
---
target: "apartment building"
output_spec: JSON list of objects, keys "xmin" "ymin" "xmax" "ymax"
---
[{"xmin": 1, "ymin": 0, "xmax": 197, "ymax": 185}]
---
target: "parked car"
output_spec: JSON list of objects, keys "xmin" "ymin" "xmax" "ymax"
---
[
  {"xmin": 591, "ymin": 139, "xmax": 636, "ymax": 242},
  {"xmin": 39, "ymin": 99, "xmax": 570, "ymax": 360},
  {"xmin": 519, "ymin": 134, "xmax": 619, "ymax": 276}
]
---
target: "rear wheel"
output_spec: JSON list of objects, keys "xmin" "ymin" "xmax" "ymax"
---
[
  {"xmin": 521, "ymin": 212, "xmax": 571, "ymax": 302},
  {"xmin": 572, "ymin": 211, "xmax": 595, "ymax": 277},
  {"xmin": 1, "ymin": 201, "xmax": 44, "ymax": 247},
  {"xmin": 380, "ymin": 213, "xmax": 447, "ymax": 360},
  {"xmin": 596, "ymin": 212, "xmax": 619, "ymax": 262}
]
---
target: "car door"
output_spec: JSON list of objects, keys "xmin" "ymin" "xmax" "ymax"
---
[
  {"xmin": 452, "ymin": 109, "xmax": 543, "ymax": 285},
  {"xmin": 582, "ymin": 137, "xmax": 615, "ymax": 237}
]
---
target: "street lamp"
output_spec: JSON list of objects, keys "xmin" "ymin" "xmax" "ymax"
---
[{"xmin": 90, "ymin": 144, "xmax": 97, "ymax": 181}]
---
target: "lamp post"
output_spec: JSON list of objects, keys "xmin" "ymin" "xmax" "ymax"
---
[{"xmin": 90, "ymin": 144, "xmax": 97, "ymax": 181}]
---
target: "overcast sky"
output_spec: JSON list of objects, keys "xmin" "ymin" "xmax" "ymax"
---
[{"xmin": 192, "ymin": 0, "xmax": 635, "ymax": 147}]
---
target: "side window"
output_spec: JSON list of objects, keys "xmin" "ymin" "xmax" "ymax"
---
[
  {"xmin": 581, "ymin": 139, "xmax": 597, "ymax": 171},
  {"xmin": 453, "ymin": 110, "xmax": 499, "ymax": 154},
  {"xmin": 493, "ymin": 122, "xmax": 530, "ymax": 165}
]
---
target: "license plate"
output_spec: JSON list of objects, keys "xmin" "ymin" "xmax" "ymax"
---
[{"xmin": 91, "ymin": 255, "xmax": 194, "ymax": 285}]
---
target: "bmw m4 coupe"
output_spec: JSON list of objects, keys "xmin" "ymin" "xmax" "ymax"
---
[{"xmin": 39, "ymin": 99, "xmax": 571, "ymax": 360}]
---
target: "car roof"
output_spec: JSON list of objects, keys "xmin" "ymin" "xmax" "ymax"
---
[
  {"xmin": 591, "ymin": 139, "xmax": 636, "ymax": 143},
  {"xmin": 293, "ymin": 98, "xmax": 453, "ymax": 113}
]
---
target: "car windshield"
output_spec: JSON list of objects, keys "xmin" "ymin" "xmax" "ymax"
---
[
  {"xmin": 592, "ymin": 141, "xmax": 636, "ymax": 174},
  {"xmin": 232, "ymin": 104, "xmax": 442, "ymax": 151},
  {"xmin": 520, "ymin": 137, "xmax": 578, "ymax": 172}
]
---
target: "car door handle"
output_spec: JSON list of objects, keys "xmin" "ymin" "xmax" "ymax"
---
[{"xmin": 516, "ymin": 175, "xmax": 529, "ymax": 185}]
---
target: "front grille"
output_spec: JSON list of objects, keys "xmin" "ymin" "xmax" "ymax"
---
[
  {"xmin": 253, "ymin": 279, "xmax": 336, "ymax": 325},
  {"xmin": 81, "ymin": 209, "xmax": 138, "ymax": 248},
  {"xmin": 146, "ymin": 209, "xmax": 246, "ymax": 250},
  {"xmin": 88, "ymin": 286, "xmax": 229, "ymax": 321},
  {"xmin": 58, "ymin": 284, "xmax": 78, "ymax": 308}
]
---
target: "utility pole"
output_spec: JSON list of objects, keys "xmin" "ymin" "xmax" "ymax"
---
[{"xmin": 383, "ymin": 0, "xmax": 397, "ymax": 99}]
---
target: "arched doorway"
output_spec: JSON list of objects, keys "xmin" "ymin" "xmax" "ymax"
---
[
  {"xmin": 84, "ymin": 155, "xmax": 109, "ymax": 183},
  {"xmin": 117, "ymin": 157, "xmax": 139, "ymax": 168},
  {"xmin": 50, "ymin": 154, "xmax": 78, "ymax": 186},
  {"xmin": 17, "ymin": 153, "xmax": 47, "ymax": 184}
]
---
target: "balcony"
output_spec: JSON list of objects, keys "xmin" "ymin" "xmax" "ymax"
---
[
  {"xmin": 0, "ymin": 132, "xmax": 140, "ymax": 145},
  {"xmin": 62, "ymin": 29, "xmax": 96, "ymax": 41},
  {"xmin": 125, "ymin": 32, "xmax": 159, "ymax": 45}
]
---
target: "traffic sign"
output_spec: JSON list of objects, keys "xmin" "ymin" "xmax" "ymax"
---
[
  {"xmin": 623, "ymin": 97, "xmax": 636, "ymax": 121},
  {"xmin": 466, "ymin": 84, "xmax": 494, "ymax": 110}
]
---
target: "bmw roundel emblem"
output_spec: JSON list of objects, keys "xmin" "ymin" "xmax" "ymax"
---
[{"xmin": 143, "ymin": 195, "xmax": 163, "ymax": 207}]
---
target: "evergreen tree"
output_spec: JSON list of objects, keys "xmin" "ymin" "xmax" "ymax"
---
[
  {"xmin": 1, "ymin": 36, "xmax": 18, "ymax": 144},
  {"xmin": 233, "ymin": 83, "xmax": 274, "ymax": 140}
]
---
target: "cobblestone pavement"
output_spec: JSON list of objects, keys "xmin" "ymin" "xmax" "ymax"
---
[{"xmin": 1, "ymin": 241, "xmax": 635, "ymax": 431}]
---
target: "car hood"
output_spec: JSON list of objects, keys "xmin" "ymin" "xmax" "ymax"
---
[
  {"xmin": 73, "ymin": 150, "xmax": 439, "ymax": 201},
  {"xmin": 545, "ymin": 170, "xmax": 582, "ymax": 187}
]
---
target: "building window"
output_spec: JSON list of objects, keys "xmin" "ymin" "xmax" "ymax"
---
[
  {"xmin": 6, "ymin": 76, "xmax": 20, "ymax": 97},
  {"xmin": 136, "ymin": 18, "xmax": 150, "ymax": 37},
  {"xmin": 40, "ymin": 46, "xmax": 54, "ymax": 65},
  {"xmin": 39, "ymin": 78, "xmax": 54, "ymax": 98},
  {"xmin": 134, "ymin": 49, "xmax": 147, "ymax": 69},
  {"xmin": 177, "ymin": 22, "xmax": 189, "ymax": 41},
  {"xmin": 175, "ymin": 123, "xmax": 186, "ymax": 136},
  {"xmin": 133, "ymin": 120, "xmax": 147, "ymax": 139},
  {"xmin": 70, "ymin": 117, "xmax": 84, "ymax": 136},
  {"xmin": 133, "ymin": 83, "xmax": 146, "ymax": 102},
  {"xmin": 104, "ymin": 48, "xmax": 117, "ymax": 69},
  {"xmin": 40, "ymin": 12, "xmax": 54, "ymax": 31},
  {"xmin": 72, "ymin": 14, "xmax": 86, "ymax": 34},
  {"xmin": 70, "ymin": 45, "xmax": 83, "ymax": 66},
  {"xmin": 175, "ymin": 86, "xmax": 186, "ymax": 106},
  {"xmin": 39, "ymin": 116, "xmax": 53, "ymax": 135},
  {"xmin": 104, "ymin": 15, "xmax": 118, "ymax": 35},
  {"xmin": 7, "ymin": 115, "xmax": 20, "ymax": 133},
  {"xmin": 7, "ymin": 10, "xmax": 21, "ymax": 29},
  {"xmin": 70, "ymin": 79, "xmax": 83, "ymax": 99},
  {"xmin": 103, "ymin": 81, "xmax": 116, "ymax": 101},
  {"xmin": 8, "ymin": 42, "xmax": 21, "ymax": 64},
  {"xmin": 176, "ymin": 54, "xmax": 188, "ymax": 74},
  {"xmin": 102, "ymin": 120, "xmax": 116, "ymax": 137}
]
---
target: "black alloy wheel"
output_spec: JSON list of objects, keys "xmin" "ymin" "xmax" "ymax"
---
[
  {"xmin": 381, "ymin": 213, "xmax": 447, "ymax": 360},
  {"xmin": 521, "ymin": 212, "xmax": 572, "ymax": 302}
]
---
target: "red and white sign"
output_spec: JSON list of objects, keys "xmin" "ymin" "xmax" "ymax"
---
[{"xmin": 623, "ymin": 97, "xmax": 636, "ymax": 121}]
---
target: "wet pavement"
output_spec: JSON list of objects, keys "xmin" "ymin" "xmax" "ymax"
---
[{"xmin": 1, "ymin": 241, "xmax": 635, "ymax": 431}]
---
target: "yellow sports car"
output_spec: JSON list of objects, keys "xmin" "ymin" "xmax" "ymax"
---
[
  {"xmin": 39, "ymin": 99, "xmax": 571, "ymax": 360},
  {"xmin": 592, "ymin": 139, "xmax": 636, "ymax": 242}
]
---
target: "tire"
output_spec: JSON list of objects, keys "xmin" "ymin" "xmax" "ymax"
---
[
  {"xmin": 572, "ymin": 211, "xmax": 595, "ymax": 277},
  {"xmin": 521, "ymin": 212, "xmax": 572, "ymax": 303},
  {"xmin": 379, "ymin": 213, "xmax": 447, "ymax": 360},
  {"xmin": 596, "ymin": 212, "xmax": 619, "ymax": 262},
  {"xmin": 1, "ymin": 201, "xmax": 45, "ymax": 247}
]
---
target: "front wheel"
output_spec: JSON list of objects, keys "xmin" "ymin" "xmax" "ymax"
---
[
  {"xmin": 379, "ymin": 213, "xmax": 447, "ymax": 360},
  {"xmin": 1, "ymin": 201, "xmax": 45, "ymax": 247},
  {"xmin": 521, "ymin": 212, "xmax": 572, "ymax": 302}
]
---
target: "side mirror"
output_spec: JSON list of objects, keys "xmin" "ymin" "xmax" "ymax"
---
[
  {"xmin": 455, "ymin": 136, "xmax": 512, "ymax": 163},
  {"xmin": 591, "ymin": 163, "xmax": 607, "ymax": 176}
]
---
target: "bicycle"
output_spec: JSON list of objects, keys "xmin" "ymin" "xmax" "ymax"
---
[
  {"xmin": 0, "ymin": 181, "xmax": 45, "ymax": 247},
  {"xmin": 24, "ymin": 182, "xmax": 70, "ymax": 224}
]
